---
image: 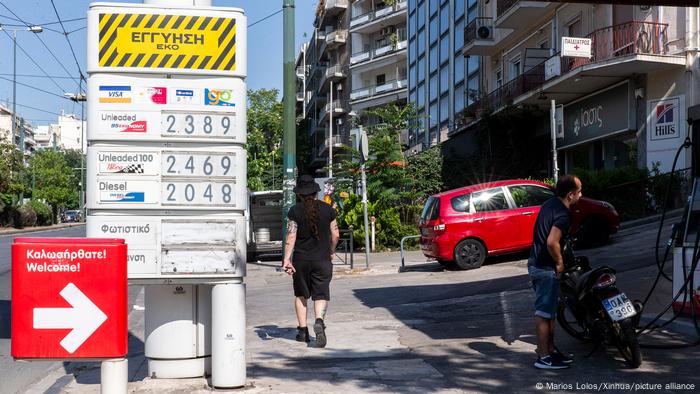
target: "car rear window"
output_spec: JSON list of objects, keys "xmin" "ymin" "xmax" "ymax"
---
[
  {"xmin": 421, "ymin": 197, "xmax": 440, "ymax": 221},
  {"xmin": 450, "ymin": 193, "xmax": 470, "ymax": 212}
]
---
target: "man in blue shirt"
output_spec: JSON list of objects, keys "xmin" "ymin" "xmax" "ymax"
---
[{"xmin": 528, "ymin": 175, "xmax": 582, "ymax": 369}]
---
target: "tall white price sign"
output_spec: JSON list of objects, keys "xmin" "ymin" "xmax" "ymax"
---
[{"xmin": 86, "ymin": 3, "xmax": 248, "ymax": 282}]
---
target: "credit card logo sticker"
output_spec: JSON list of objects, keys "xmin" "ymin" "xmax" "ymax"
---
[
  {"xmin": 173, "ymin": 89, "xmax": 196, "ymax": 104},
  {"xmin": 103, "ymin": 192, "xmax": 145, "ymax": 202},
  {"xmin": 137, "ymin": 87, "xmax": 167, "ymax": 104},
  {"xmin": 205, "ymin": 89, "xmax": 235, "ymax": 107},
  {"xmin": 99, "ymin": 86, "xmax": 132, "ymax": 103}
]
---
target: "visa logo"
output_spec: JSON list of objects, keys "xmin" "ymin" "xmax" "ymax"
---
[{"xmin": 100, "ymin": 85, "xmax": 132, "ymax": 103}]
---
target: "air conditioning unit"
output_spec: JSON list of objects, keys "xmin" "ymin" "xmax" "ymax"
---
[{"xmin": 477, "ymin": 25, "xmax": 493, "ymax": 40}]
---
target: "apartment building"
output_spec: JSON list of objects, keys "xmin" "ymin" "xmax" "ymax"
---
[
  {"xmin": 296, "ymin": 0, "xmax": 408, "ymax": 176},
  {"xmin": 407, "ymin": 0, "xmax": 477, "ymax": 153},
  {"xmin": 0, "ymin": 104, "xmax": 36, "ymax": 157},
  {"xmin": 296, "ymin": 0, "xmax": 351, "ymax": 176},
  {"xmin": 348, "ymin": 0, "xmax": 408, "ymax": 128},
  {"xmin": 459, "ymin": 2, "xmax": 700, "ymax": 175}
]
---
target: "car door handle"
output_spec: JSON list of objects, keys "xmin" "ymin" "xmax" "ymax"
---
[
  {"xmin": 474, "ymin": 217, "xmax": 485, "ymax": 222},
  {"xmin": 521, "ymin": 211, "xmax": 534, "ymax": 216}
]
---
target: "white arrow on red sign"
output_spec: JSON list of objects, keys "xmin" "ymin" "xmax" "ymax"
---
[{"xmin": 33, "ymin": 283, "xmax": 108, "ymax": 354}]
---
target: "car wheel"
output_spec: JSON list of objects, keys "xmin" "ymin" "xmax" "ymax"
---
[
  {"xmin": 578, "ymin": 217, "xmax": 610, "ymax": 247},
  {"xmin": 454, "ymin": 239, "xmax": 486, "ymax": 270}
]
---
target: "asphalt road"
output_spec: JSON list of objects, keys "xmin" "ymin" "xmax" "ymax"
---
[{"xmin": 0, "ymin": 226, "xmax": 143, "ymax": 394}]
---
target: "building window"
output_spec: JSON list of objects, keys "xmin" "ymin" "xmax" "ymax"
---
[
  {"xmin": 417, "ymin": 82, "xmax": 426, "ymax": 108},
  {"xmin": 440, "ymin": 66, "xmax": 448, "ymax": 94},
  {"xmin": 454, "ymin": 55, "xmax": 464, "ymax": 84},
  {"xmin": 568, "ymin": 18, "xmax": 582, "ymax": 37},
  {"xmin": 429, "ymin": 73, "xmax": 438, "ymax": 101},
  {"xmin": 440, "ymin": 4, "xmax": 449, "ymax": 35},
  {"xmin": 455, "ymin": 19, "xmax": 464, "ymax": 51},
  {"xmin": 455, "ymin": 0, "xmax": 465, "ymax": 19},
  {"xmin": 418, "ymin": 2, "xmax": 425, "ymax": 28},
  {"xmin": 440, "ymin": 95, "xmax": 449, "ymax": 123},
  {"xmin": 429, "ymin": 0, "xmax": 438, "ymax": 16},
  {"xmin": 510, "ymin": 59, "xmax": 521, "ymax": 80},
  {"xmin": 439, "ymin": 35, "xmax": 449, "ymax": 64},
  {"xmin": 418, "ymin": 54, "xmax": 426, "ymax": 79},
  {"xmin": 495, "ymin": 70, "xmax": 502, "ymax": 89},
  {"xmin": 455, "ymin": 83, "xmax": 465, "ymax": 113},
  {"xmin": 429, "ymin": 45, "xmax": 438, "ymax": 72},
  {"xmin": 376, "ymin": 74, "xmax": 386, "ymax": 85},
  {"xmin": 467, "ymin": 74, "xmax": 479, "ymax": 104},
  {"xmin": 429, "ymin": 17, "xmax": 438, "ymax": 44},
  {"xmin": 417, "ymin": 28, "xmax": 426, "ymax": 56}
]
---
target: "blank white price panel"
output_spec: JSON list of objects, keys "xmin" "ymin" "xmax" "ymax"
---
[
  {"xmin": 162, "ymin": 152, "xmax": 237, "ymax": 178},
  {"xmin": 161, "ymin": 112, "xmax": 236, "ymax": 138},
  {"xmin": 162, "ymin": 181, "xmax": 238, "ymax": 207}
]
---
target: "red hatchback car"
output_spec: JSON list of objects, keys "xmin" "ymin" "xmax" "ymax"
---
[{"xmin": 419, "ymin": 180, "xmax": 620, "ymax": 270}]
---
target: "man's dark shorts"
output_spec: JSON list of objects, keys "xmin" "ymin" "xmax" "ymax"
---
[
  {"xmin": 292, "ymin": 260, "xmax": 332, "ymax": 301},
  {"xmin": 528, "ymin": 264, "xmax": 560, "ymax": 320}
]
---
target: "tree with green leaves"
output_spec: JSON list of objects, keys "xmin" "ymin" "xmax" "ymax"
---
[
  {"xmin": 247, "ymin": 88, "xmax": 283, "ymax": 191},
  {"xmin": 29, "ymin": 150, "xmax": 76, "ymax": 223},
  {"xmin": 0, "ymin": 143, "xmax": 26, "ymax": 223}
]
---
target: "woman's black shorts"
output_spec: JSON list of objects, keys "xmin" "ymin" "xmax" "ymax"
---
[{"xmin": 292, "ymin": 260, "xmax": 332, "ymax": 301}]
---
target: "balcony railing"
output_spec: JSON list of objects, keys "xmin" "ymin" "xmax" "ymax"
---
[
  {"xmin": 464, "ymin": 17, "xmax": 493, "ymax": 46},
  {"xmin": 350, "ymin": 31, "xmax": 408, "ymax": 65},
  {"xmin": 460, "ymin": 21, "xmax": 669, "ymax": 122},
  {"xmin": 497, "ymin": 0, "xmax": 520, "ymax": 18},
  {"xmin": 350, "ymin": 79, "xmax": 407, "ymax": 101},
  {"xmin": 350, "ymin": 0, "xmax": 407, "ymax": 29},
  {"xmin": 319, "ymin": 99, "xmax": 348, "ymax": 121}
]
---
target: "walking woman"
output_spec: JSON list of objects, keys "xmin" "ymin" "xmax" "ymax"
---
[{"xmin": 282, "ymin": 175, "xmax": 340, "ymax": 347}]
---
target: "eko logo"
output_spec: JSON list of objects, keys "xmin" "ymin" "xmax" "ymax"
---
[{"xmin": 205, "ymin": 89, "xmax": 235, "ymax": 107}]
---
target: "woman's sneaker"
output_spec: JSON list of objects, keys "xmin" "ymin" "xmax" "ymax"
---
[
  {"xmin": 534, "ymin": 355, "xmax": 570, "ymax": 369},
  {"xmin": 314, "ymin": 318, "xmax": 327, "ymax": 348},
  {"xmin": 295, "ymin": 326, "xmax": 310, "ymax": 343},
  {"xmin": 551, "ymin": 347, "xmax": 574, "ymax": 364}
]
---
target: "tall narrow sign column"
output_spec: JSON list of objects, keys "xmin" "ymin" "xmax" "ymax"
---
[{"xmin": 85, "ymin": 1, "xmax": 248, "ymax": 388}]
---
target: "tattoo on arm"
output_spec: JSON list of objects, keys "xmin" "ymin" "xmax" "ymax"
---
[{"xmin": 287, "ymin": 219, "xmax": 298, "ymax": 234}]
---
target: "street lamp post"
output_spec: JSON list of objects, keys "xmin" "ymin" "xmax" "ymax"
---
[
  {"xmin": 65, "ymin": 92, "xmax": 87, "ymax": 220},
  {"xmin": 0, "ymin": 25, "xmax": 43, "ymax": 152}
]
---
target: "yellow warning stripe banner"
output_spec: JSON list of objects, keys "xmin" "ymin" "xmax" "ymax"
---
[{"xmin": 98, "ymin": 13, "xmax": 236, "ymax": 71}]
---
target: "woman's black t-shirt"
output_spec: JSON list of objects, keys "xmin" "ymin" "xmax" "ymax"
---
[{"xmin": 287, "ymin": 200, "xmax": 337, "ymax": 262}]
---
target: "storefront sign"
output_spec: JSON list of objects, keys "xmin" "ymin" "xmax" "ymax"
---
[
  {"xmin": 561, "ymin": 82, "xmax": 632, "ymax": 149},
  {"xmin": 647, "ymin": 95, "xmax": 686, "ymax": 172},
  {"xmin": 561, "ymin": 37, "xmax": 592, "ymax": 58}
]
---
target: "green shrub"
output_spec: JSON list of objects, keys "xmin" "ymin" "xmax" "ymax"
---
[
  {"xmin": 28, "ymin": 200, "xmax": 52, "ymax": 226},
  {"xmin": 13, "ymin": 204, "xmax": 37, "ymax": 228}
]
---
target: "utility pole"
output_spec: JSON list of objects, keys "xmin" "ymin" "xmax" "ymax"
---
[
  {"xmin": 550, "ymin": 99, "xmax": 559, "ymax": 183},
  {"xmin": 282, "ymin": 0, "xmax": 296, "ymax": 243},
  {"xmin": 329, "ymin": 80, "xmax": 333, "ymax": 179}
]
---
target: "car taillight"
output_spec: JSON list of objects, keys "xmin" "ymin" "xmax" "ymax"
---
[
  {"xmin": 433, "ymin": 218, "xmax": 445, "ymax": 231},
  {"xmin": 592, "ymin": 273, "xmax": 616, "ymax": 290}
]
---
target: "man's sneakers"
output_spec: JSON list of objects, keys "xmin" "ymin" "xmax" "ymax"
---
[
  {"xmin": 534, "ymin": 355, "xmax": 570, "ymax": 370},
  {"xmin": 314, "ymin": 318, "xmax": 327, "ymax": 348},
  {"xmin": 551, "ymin": 347, "xmax": 574, "ymax": 364},
  {"xmin": 295, "ymin": 326, "xmax": 310, "ymax": 343}
]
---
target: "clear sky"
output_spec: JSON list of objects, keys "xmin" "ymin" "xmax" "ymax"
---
[{"xmin": 0, "ymin": 0, "xmax": 317, "ymax": 126}]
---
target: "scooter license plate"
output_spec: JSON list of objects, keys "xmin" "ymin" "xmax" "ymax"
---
[{"xmin": 603, "ymin": 293, "xmax": 636, "ymax": 322}]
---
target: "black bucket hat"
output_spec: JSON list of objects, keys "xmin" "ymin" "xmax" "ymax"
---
[{"xmin": 293, "ymin": 174, "xmax": 321, "ymax": 195}]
